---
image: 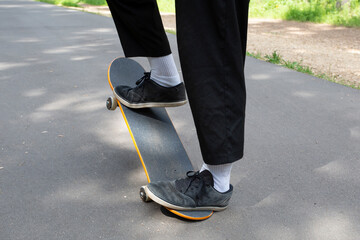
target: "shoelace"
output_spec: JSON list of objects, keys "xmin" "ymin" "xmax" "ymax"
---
[
  {"xmin": 135, "ymin": 72, "xmax": 151, "ymax": 85},
  {"xmin": 183, "ymin": 171, "xmax": 202, "ymax": 193}
]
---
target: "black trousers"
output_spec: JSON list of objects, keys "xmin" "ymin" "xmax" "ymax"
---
[{"xmin": 106, "ymin": 0, "xmax": 250, "ymax": 165}]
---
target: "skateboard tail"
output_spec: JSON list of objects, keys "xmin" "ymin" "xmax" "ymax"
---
[{"xmin": 166, "ymin": 208, "xmax": 213, "ymax": 221}]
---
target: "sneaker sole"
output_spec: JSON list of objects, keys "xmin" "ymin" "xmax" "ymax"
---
[
  {"xmin": 143, "ymin": 185, "xmax": 228, "ymax": 212},
  {"xmin": 113, "ymin": 91, "xmax": 187, "ymax": 109}
]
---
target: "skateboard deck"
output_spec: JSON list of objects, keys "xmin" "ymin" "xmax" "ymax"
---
[{"xmin": 106, "ymin": 57, "xmax": 213, "ymax": 220}]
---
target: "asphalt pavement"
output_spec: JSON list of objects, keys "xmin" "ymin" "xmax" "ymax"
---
[{"xmin": 1, "ymin": 1, "xmax": 359, "ymax": 239}]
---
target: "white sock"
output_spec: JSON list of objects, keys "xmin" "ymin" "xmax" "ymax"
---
[
  {"xmin": 148, "ymin": 54, "xmax": 181, "ymax": 87},
  {"xmin": 200, "ymin": 163, "xmax": 233, "ymax": 193}
]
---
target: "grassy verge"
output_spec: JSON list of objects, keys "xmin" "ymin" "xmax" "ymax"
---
[
  {"xmin": 37, "ymin": 0, "xmax": 107, "ymax": 7},
  {"xmin": 165, "ymin": 29, "xmax": 176, "ymax": 35},
  {"xmin": 249, "ymin": 0, "xmax": 360, "ymax": 27},
  {"xmin": 37, "ymin": 0, "xmax": 174, "ymax": 11},
  {"xmin": 247, "ymin": 50, "xmax": 359, "ymax": 89}
]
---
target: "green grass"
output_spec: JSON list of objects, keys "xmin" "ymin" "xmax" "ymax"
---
[
  {"xmin": 250, "ymin": 50, "xmax": 316, "ymax": 76},
  {"xmin": 283, "ymin": 60, "xmax": 314, "ymax": 75},
  {"xmin": 37, "ymin": 0, "xmax": 107, "ymax": 7},
  {"xmin": 165, "ymin": 29, "xmax": 176, "ymax": 35},
  {"xmin": 246, "ymin": 51, "xmax": 262, "ymax": 59},
  {"xmin": 265, "ymin": 51, "xmax": 282, "ymax": 64},
  {"xmin": 249, "ymin": 0, "xmax": 360, "ymax": 27},
  {"xmin": 247, "ymin": 50, "xmax": 359, "ymax": 89},
  {"xmin": 38, "ymin": 0, "xmax": 170, "ymax": 8},
  {"xmin": 157, "ymin": 0, "xmax": 175, "ymax": 13},
  {"xmin": 85, "ymin": 0, "xmax": 106, "ymax": 5}
]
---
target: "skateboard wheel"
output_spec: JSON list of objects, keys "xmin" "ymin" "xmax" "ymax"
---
[
  {"xmin": 106, "ymin": 96, "xmax": 117, "ymax": 111},
  {"xmin": 139, "ymin": 186, "xmax": 151, "ymax": 202}
]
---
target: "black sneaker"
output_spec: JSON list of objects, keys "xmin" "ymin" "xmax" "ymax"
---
[
  {"xmin": 144, "ymin": 170, "xmax": 233, "ymax": 211},
  {"xmin": 113, "ymin": 72, "xmax": 187, "ymax": 109}
]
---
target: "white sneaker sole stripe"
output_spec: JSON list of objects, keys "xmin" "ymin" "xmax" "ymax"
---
[
  {"xmin": 113, "ymin": 91, "xmax": 187, "ymax": 109},
  {"xmin": 143, "ymin": 185, "xmax": 227, "ymax": 212}
]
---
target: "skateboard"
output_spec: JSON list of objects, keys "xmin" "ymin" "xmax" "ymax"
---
[{"xmin": 106, "ymin": 57, "xmax": 213, "ymax": 220}]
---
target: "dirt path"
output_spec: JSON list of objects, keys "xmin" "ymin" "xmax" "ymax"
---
[
  {"xmin": 247, "ymin": 19, "xmax": 360, "ymax": 88},
  {"xmin": 77, "ymin": 5, "xmax": 359, "ymax": 88}
]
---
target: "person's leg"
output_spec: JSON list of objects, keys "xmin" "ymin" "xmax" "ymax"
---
[
  {"xmin": 106, "ymin": 0, "xmax": 186, "ymax": 107},
  {"xmin": 145, "ymin": 0, "xmax": 250, "ymax": 211},
  {"xmin": 106, "ymin": 0, "xmax": 171, "ymax": 57},
  {"xmin": 177, "ymin": 0, "xmax": 249, "ymax": 165},
  {"xmin": 176, "ymin": 0, "xmax": 249, "ymax": 194},
  {"xmin": 148, "ymin": 54, "xmax": 181, "ymax": 87},
  {"xmin": 200, "ymin": 163, "xmax": 233, "ymax": 193}
]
